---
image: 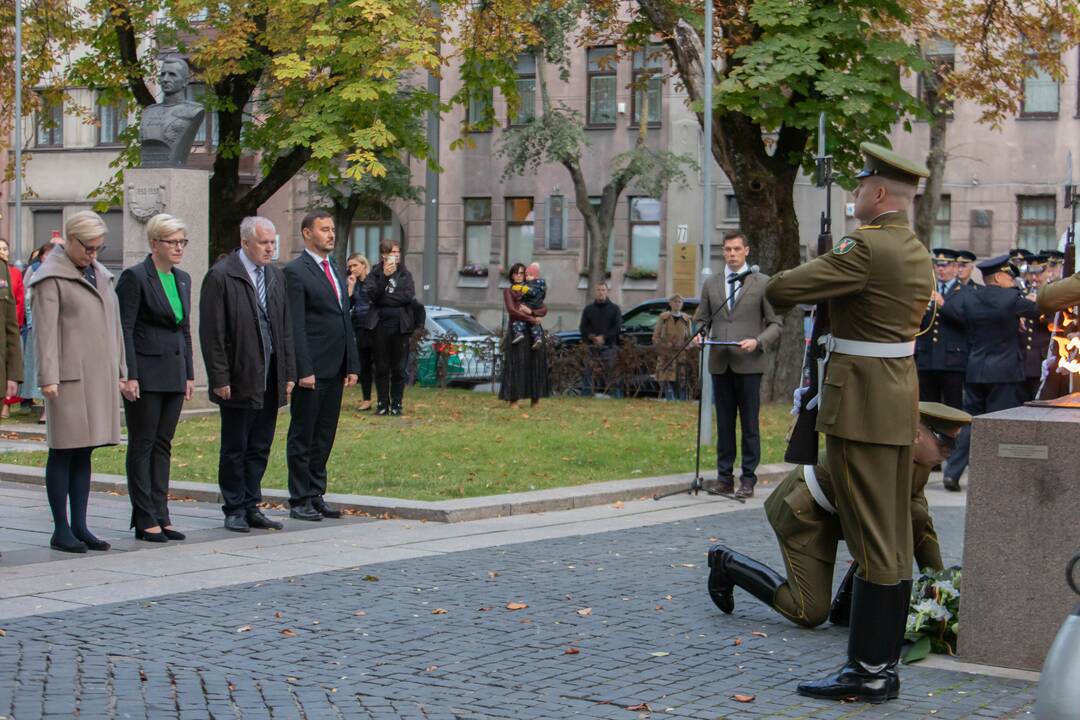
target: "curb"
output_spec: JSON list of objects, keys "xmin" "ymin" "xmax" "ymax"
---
[{"xmin": 0, "ymin": 462, "xmax": 793, "ymax": 523}]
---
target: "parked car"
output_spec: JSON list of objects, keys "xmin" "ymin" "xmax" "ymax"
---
[
  {"xmin": 551, "ymin": 297, "xmax": 700, "ymax": 347},
  {"xmin": 417, "ymin": 306, "xmax": 500, "ymax": 387}
]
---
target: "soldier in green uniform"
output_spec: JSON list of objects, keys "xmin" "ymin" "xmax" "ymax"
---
[
  {"xmin": 707, "ymin": 402, "xmax": 971, "ymax": 631},
  {"xmin": 1038, "ymin": 269, "xmax": 1080, "ymax": 312},
  {"xmin": 0, "ymin": 250, "xmax": 23, "ymax": 561},
  {"xmin": 764, "ymin": 143, "xmax": 934, "ymax": 703}
]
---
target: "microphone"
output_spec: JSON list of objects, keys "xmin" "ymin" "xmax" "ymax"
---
[{"xmin": 729, "ymin": 265, "xmax": 760, "ymax": 283}]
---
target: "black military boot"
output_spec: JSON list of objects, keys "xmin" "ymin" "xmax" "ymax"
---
[
  {"xmin": 797, "ymin": 576, "xmax": 910, "ymax": 703},
  {"xmin": 707, "ymin": 544, "xmax": 785, "ymax": 614},
  {"xmin": 942, "ymin": 475, "xmax": 961, "ymax": 492},
  {"xmin": 829, "ymin": 562, "xmax": 859, "ymax": 627}
]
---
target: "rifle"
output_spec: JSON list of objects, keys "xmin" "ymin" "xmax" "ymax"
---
[
  {"xmin": 1036, "ymin": 158, "xmax": 1078, "ymax": 401},
  {"xmin": 784, "ymin": 113, "xmax": 832, "ymax": 464}
]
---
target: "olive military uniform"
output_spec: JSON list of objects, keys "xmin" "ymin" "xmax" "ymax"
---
[
  {"xmin": 1038, "ymin": 272, "xmax": 1080, "ymax": 313},
  {"xmin": 766, "ymin": 210, "xmax": 933, "ymax": 585},
  {"xmin": 745, "ymin": 451, "xmax": 944, "ymax": 629}
]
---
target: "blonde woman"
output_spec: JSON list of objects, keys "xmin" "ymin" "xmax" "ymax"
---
[
  {"xmin": 29, "ymin": 210, "xmax": 126, "ymax": 553},
  {"xmin": 347, "ymin": 253, "xmax": 374, "ymax": 410},
  {"xmin": 116, "ymin": 213, "xmax": 195, "ymax": 543}
]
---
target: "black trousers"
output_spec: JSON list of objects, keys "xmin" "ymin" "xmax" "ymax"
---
[
  {"xmin": 712, "ymin": 370, "xmax": 762, "ymax": 481},
  {"xmin": 286, "ymin": 372, "xmax": 344, "ymax": 506},
  {"xmin": 124, "ymin": 391, "xmax": 184, "ymax": 530},
  {"xmin": 218, "ymin": 363, "xmax": 280, "ymax": 517},
  {"xmin": 944, "ymin": 381, "xmax": 1026, "ymax": 481},
  {"xmin": 354, "ymin": 326, "xmax": 374, "ymax": 402},
  {"xmin": 917, "ymin": 370, "xmax": 965, "ymax": 409},
  {"xmin": 373, "ymin": 324, "xmax": 408, "ymax": 408}
]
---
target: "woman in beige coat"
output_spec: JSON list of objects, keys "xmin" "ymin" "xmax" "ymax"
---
[{"xmin": 29, "ymin": 211, "xmax": 126, "ymax": 553}]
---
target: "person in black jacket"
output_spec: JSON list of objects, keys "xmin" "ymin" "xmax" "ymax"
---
[
  {"xmin": 916, "ymin": 249, "xmax": 970, "ymax": 409},
  {"xmin": 284, "ymin": 211, "xmax": 359, "ymax": 521},
  {"xmin": 346, "ymin": 253, "xmax": 374, "ymax": 411},
  {"xmin": 200, "ymin": 216, "xmax": 296, "ymax": 532},
  {"xmin": 938, "ymin": 254, "xmax": 1040, "ymax": 491},
  {"xmin": 364, "ymin": 238, "xmax": 416, "ymax": 415},
  {"xmin": 117, "ymin": 214, "xmax": 195, "ymax": 543},
  {"xmin": 578, "ymin": 282, "xmax": 622, "ymax": 397}
]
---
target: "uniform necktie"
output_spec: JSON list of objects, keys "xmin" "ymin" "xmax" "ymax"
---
[
  {"xmin": 255, "ymin": 266, "xmax": 267, "ymax": 309},
  {"xmin": 321, "ymin": 259, "xmax": 340, "ymax": 302},
  {"xmin": 82, "ymin": 264, "xmax": 96, "ymax": 288},
  {"xmin": 938, "ymin": 281, "xmax": 945, "ymax": 294},
  {"xmin": 727, "ymin": 272, "xmax": 738, "ymax": 310}
]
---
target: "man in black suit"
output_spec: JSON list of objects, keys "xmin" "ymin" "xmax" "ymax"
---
[
  {"xmin": 285, "ymin": 210, "xmax": 359, "ymax": 520},
  {"xmin": 201, "ymin": 216, "xmax": 296, "ymax": 532},
  {"xmin": 916, "ymin": 248, "xmax": 969, "ymax": 409},
  {"xmin": 938, "ymin": 254, "xmax": 1039, "ymax": 491}
]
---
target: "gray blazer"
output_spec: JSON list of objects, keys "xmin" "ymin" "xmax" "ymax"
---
[{"xmin": 694, "ymin": 269, "xmax": 783, "ymax": 374}]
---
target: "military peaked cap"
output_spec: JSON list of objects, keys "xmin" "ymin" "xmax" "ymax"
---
[
  {"xmin": 955, "ymin": 250, "xmax": 976, "ymax": 264},
  {"xmin": 855, "ymin": 142, "xmax": 930, "ymax": 185},
  {"xmin": 932, "ymin": 248, "xmax": 960, "ymax": 264},
  {"xmin": 919, "ymin": 401, "xmax": 972, "ymax": 434},
  {"xmin": 977, "ymin": 254, "xmax": 1020, "ymax": 278}
]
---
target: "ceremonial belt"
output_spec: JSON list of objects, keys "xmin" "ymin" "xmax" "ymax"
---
[
  {"xmin": 802, "ymin": 465, "xmax": 837, "ymax": 514},
  {"xmin": 814, "ymin": 334, "xmax": 917, "ymax": 404}
]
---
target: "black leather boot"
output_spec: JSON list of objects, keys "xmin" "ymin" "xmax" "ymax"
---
[
  {"xmin": 829, "ymin": 562, "xmax": 859, "ymax": 627},
  {"xmin": 707, "ymin": 544, "xmax": 785, "ymax": 614},
  {"xmin": 797, "ymin": 576, "xmax": 910, "ymax": 703}
]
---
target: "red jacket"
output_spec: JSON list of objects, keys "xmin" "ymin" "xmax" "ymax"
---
[{"xmin": 8, "ymin": 265, "xmax": 25, "ymax": 328}]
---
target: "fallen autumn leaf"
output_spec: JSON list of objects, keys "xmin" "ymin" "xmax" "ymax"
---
[
  {"xmin": 431, "ymin": 608, "xmax": 448, "ymax": 615},
  {"xmin": 752, "ymin": 631, "xmax": 768, "ymax": 638},
  {"xmin": 625, "ymin": 703, "xmax": 651, "ymax": 711},
  {"xmin": 564, "ymin": 647, "xmax": 580, "ymax": 655},
  {"xmin": 236, "ymin": 625, "xmax": 252, "ymax": 633},
  {"xmin": 731, "ymin": 693, "xmax": 756, "ymax": 703},
  {"xmin": 576, "ymin": 608, "xmax": 592, "ymax": 616},
  {"xmin": 505, "ymin": 602, "xmax": 528, "ymax": 610},
  {"xmin": 280, "ymin": 629, "xmax": 298, "ymax": 637}
]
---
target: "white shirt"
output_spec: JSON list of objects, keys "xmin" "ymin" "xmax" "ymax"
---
[
  {"xmin": 725, "ymin": 262, "xmax": 749, "ymax": 307},
  {"xmin": 238, "ymin": 248, "xmax": 263, "ymax": 291},
  {"xmin": 305, "ymin": 248, "xmax": 343, "ymax": 305}
]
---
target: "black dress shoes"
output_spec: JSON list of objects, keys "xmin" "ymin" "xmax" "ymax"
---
[
  {"xmin": 75, "ymin": 533, "xmax": 111, "ymax": 551},
  {"xmin": 224, "ymin": 514, "xmax": 251, "ymax": 533},
  {"xmin": 135, "ymin": 528, "xmax": 168, "ymax": 543},
  {"xmin": 246, "ymin": 509, "xmax": 284, "ymax": 530},
  {"xmin": 289, "ymin": 503, "xmax": 323, "ymax": 521},
  {"xmin": 734, "ymin": 478, "xmax": 756, "ymax": 499},
  {"xmin": 50, "ymin": 534, "xmax": 88, "ymax": 553},
  {"xmin": 375, "ymin": 405, "xmax": 390, "ymax": 416},
  {"xmin": 312, "ymin": 498, "xmax": 342, "ymax": 519},
  {"xmin": 162, "ymin": 527, "xmax": 186, "ymax": 541},
  {"xmin": 943, "ymin": 476, "xmax": 961, "ymax": 492},
  {"xmin": 389, "ymin": 404, "xmax": 403, "ymax": 416}
]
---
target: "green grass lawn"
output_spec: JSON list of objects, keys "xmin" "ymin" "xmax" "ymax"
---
[{"xmin": 0, "ymin": 388, "xmax": 792, "ymax": 501}]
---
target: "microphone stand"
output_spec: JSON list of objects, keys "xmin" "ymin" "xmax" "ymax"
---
[{"xmin": 653, "ymin": 277, "xmax": 751, "ymax": 504}]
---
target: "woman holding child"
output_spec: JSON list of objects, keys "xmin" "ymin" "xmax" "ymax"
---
[{"xmin": 499, "ymin": 263, "xmax": 550, "ymax": 409}]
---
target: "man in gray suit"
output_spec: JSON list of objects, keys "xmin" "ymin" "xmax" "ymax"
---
[{"xmin": 694, "ymin": 231, "xmax": 783, "ymax": 498}]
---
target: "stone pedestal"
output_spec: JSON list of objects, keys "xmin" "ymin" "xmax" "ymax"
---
[
  {"xmin": 960, "ymin": 404, "xmax": 1080, "ymax": 671},
  {"xmin": 123, "ymin": 168, "xmax": 210, "ymax": 405}
]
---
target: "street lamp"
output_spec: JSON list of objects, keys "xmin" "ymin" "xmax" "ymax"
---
[
  {"xmin": 14, "ymin": 0, "xmax": 23, "ymax": 261},
  {"xmin": 699, "ymin": 0, "xmax": 714, "ymax": 446}
]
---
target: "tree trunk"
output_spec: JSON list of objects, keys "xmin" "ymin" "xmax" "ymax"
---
[
  {"xmin": 333, "ymin": 194, "xmax": 361, "ymax": 266},
  {"xmin": 914, "ymin": 67, "xmax": 948, "ymax": 249}
]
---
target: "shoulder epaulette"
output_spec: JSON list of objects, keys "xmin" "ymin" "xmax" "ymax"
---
[{"xmin": 857, "ymin": 224, "xmax": 882, "ymax": 230}]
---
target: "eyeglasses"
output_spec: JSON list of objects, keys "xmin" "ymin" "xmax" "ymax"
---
[
  {"xmin": 77, "ymin": 238, "xmax": 106, "ymax": 255},
  {"xmin": 157, "ymin": 238, "xmax": 189, "ymax": 248},
  {"xmin": 929, "ymin": 427, "xmax": 957, "ymax": 451}
]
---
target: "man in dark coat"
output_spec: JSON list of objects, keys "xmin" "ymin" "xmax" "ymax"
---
[
  {"xmin": 579, "ymin": 281, "xmax": 622, "ymax": 397},
  {"xmin": 200, "ymin": 216, "xmax": 296, "ymax": 532},
  {"xmin": 284, "ymin": 211, "xmax": 359, "ymax": 521},
  {"xmin": 939, "ymin": 254, "xmax": 1039, "ymax": 491},
  {"xmin": 916, "ymin": 248, "xmax": 969, "ymax": 409}
]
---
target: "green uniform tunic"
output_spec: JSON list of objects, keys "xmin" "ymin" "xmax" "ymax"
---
[
  {"xmin": 764, "ymin": 456, "xmax": 943, "ymax": 628},
  {"xmin": 767, "ymin": 210, "xmax": 934, "ymax": 586},
  {"xmin": 1037, "ymin": 272, "xmax": 1080, "ymax": 313}
]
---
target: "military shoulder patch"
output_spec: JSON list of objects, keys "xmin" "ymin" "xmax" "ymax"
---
[{"xmin": 833, "ymin": 237, "xmax": 858, "ymax": 255}]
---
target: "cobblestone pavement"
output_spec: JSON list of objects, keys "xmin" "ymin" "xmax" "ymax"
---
[{"xmin": 0, "ymin": 506, "xmax": 1035, "ymax": 719}]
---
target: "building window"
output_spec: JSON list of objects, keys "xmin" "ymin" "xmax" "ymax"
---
[
  {"xmin": 1017, "ymin": 195, "xmax": 1057, "ymax": 251},
  {"xmin": 546, "ymin": 194, "xmax": 565, "ymax": 250},
  {"xmin": 185, "ymin": 83, "xmax": 218, "ymax": 146},
  {"xmin": 915, "ymin": 194, "xmax": 952, "ymax": 246},
  {"xmin": 1022, "ymin": 65, "xmax": 1059, "ymax": 118},
  {"xmin": 467, "ymin": 90, "xmax": 493, "ymax": 130},
  {"xmin": 629, "ymin": 197, "xmax": 662, "ymax": 273},
  {"xmin": 587, "ymin": 197, "xmax": 615, "ymax": 272},
  {"xmin": 351, "ymin": 203, "xmax": 394, "ymax": 262},
  {"xmin": 631, "ymin": 44, "xmax": 663, "ymax": 126},
  {"xmin": 724, "ymin": 194, "xmax": 739, "ymax": 221},
  {"xmin": 505, "ymin": 197, "xmax": 535, "ymax": 266},
  {"xmin": 587, "ymin": 47, "xmax": 617, "ymax": 126},
  {"xmin": 97, "ymin": 100, "xmax": 128, "ymax": 145},
  {"xmin": 509, "ymin": 53, "xmax": 536, "ymax": 126},
  {"xmin": 917, "ymin": 39, "xmax": 955, "ymax": 118},
  {"xmin": 463, "ymin": 198, "xmax": 492, "ymax": 266},
  {"xmin": 35, "ymin": 98, "xmax": 63, "ymax": 148}
]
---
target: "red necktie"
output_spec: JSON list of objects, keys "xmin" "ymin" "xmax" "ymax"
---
[{"xmin": 321, "ymin": 259, "xmax": 340, "ymax": 301}]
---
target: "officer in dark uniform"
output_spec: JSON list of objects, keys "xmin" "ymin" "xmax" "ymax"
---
[
  {"xmin": 1043, "ymin": 250, "xmax": 1066, "ymax": 284},
  {"xmin": 766, "ymin": 143, "xmax": 933, "ymax": 703},
  {"xmin": 1021, "ymin": 255, "xmax": 1052, "ymax": 400},
  {"xmin": 939, "ymin": 255, "xmax": 1039, "ymax": 490},
  {"xmin": 708, "ymin": 402, "xmax": 971, "ymax": 630},
  {"xmin": 916, "ymin": 249, "xmax": 968, "ymax": 408},
  {"xmin": 956, "ymin": 250, "xmax": 978, "ymax": 286}
]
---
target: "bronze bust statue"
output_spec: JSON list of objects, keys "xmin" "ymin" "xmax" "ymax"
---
[{"xmin": 138, "ymin": 55, "xmax": 206, "ymax": 168}]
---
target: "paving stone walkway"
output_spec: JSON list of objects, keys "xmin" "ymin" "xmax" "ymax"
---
[{"xmin": 0, "ymin": 499, "xmax": 1035, "ymax": 719}]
